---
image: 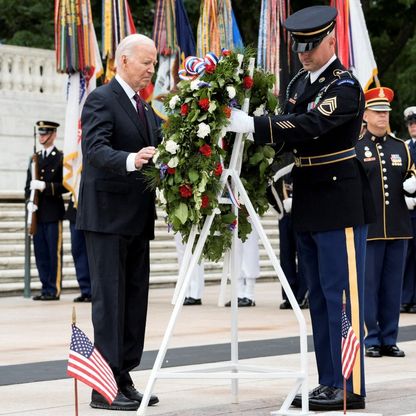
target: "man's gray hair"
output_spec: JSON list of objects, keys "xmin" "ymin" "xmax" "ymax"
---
[{"xmin": 114, "ymin": 34, "xmax": 155, "ymax": 68}]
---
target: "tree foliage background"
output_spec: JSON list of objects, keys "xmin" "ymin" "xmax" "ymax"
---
[{"xmin": 0, "ymin": 0, "xmax": 415, "ymax": 135}]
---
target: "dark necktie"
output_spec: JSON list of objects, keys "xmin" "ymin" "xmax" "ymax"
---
[
  {"xmin": 42, "ymin": 150, "xmax": 46, "ymax": 159},
  {"xmin": 133, "ymin": 94, "xmax": 148, "ymax": 135}
]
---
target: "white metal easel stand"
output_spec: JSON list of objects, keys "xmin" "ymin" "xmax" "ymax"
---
[{"xmin": 137, "ymin": 58, "xmax": 310, "ymax": 416}]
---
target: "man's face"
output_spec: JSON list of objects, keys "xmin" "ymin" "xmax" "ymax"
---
[
  {"xmin": 407, "ymin": 120, "xmax": 416, "ymax": 139},
  {"xmin": 363, "ymin": 110, "xmax": 390, "ymax": 133},
  {"xmin": 298, "ymin": 35, "xmax": 335, "ymax": 72},
  {"xmin": 39, "ymin": 131, "xmax": 56, "ymax": 147},
  {"xmin": 121, "ymin": 43, "xmax": 157, "ymax": 91}
]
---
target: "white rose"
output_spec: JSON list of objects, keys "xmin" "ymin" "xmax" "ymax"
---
[
  {"xmin": 197, "ymin": 122, "xmax": 211, "ymax": 138},
  {"xmin": 169, "ymin": 95, "xmax": 180, "ymax": 109},
  {"xmin": 190, "ymin": 80, "xmax": 200, "ymax": 91},
  {"xmin": 226, "ymin": 86, "xmax": 236, "ymax": 99},
  {"xmin": 253, "ymin": 104, "xmax": 265, "ymax": 116},
  {"xmin": 156, "ymin": 188, "xmax": 167, "ymax": 205},
  {"xmin": 208, "ymin": 102, "xmax": 217, "ymax": 113},
  {"xmin": 152, "ymin": 150, "xmax": 160, "ymax": 164},
  {"xmin": 165, "ymin": 139, "xmax": 180, "ymax": 154},
  {"xmin": 168, "ymin": 156, "xmax": 179, "ymax": 168},
  {"xmin": 213, "ymin": 207, "xmax": 221, "ymax": 215}
]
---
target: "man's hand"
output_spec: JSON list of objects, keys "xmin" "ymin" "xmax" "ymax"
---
[
  {"xmin": 405, "ymin": 196, "xmax": 416, "ymax": 210},
  {"xmin": 403, "ymin": 176, "xmax": 416, "ymax": 194},
  {"xmin": 226, "ymin": 108, "xmax": 255, "ymax": 134},
  {"xmin": 283, "ymin": 197, "xmax": 293, "ymax": 213},
  {"xmin": 27, "ymin": 201, "xmax": 38, "ymax": 213},
  {"xmin": 30, "ymin": 180, "xmax": 46, "ymax": 191},
  {"xmin": 135, "ymin": 146, "xmax": 156, "ymax": 170}
]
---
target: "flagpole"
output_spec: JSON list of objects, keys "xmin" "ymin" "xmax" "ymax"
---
[{"xmin": 72, "ymin": 306, "xmax": 79, "ymax": 416}]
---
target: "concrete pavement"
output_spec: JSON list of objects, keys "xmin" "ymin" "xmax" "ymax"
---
[{"xmin": 1, "ymin": 281, "xmax": 415, "ymax": 415}]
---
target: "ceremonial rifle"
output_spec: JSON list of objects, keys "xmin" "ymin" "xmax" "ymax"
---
[{"xmin": 27, "ymin": 126, "xmax": 39, "ymax": 236}]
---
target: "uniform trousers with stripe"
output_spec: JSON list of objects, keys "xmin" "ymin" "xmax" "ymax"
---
[
  {"xmin": 33, "ymin": 221, "xmax": 63, "ymax": 297},
  {"xmin": 365, "ymin": 239, "xmax": 407, "ymax": 347},
  {"xmin": 297, "ymin": 225, "xmax": 367, "ymax": 397}
]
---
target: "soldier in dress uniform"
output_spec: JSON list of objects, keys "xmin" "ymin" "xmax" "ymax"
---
[
  {"xmin": 356, "ymin": 88, "xmax": 415, "ymax": 358},
  {"xmin": 226, "ymin": 5, "xmax": 374, "ymax": 411},
  {"xmin": 25, "ymin": 121, "xmax": 67, "ymax": 300},
  {"xmin": 401, "ymin": 106, "xmax": 416, "ymax": 314}
]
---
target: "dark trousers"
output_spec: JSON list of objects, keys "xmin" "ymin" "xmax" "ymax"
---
[
  {"xmin": 402, "ymin": 216, "xmax": 416, "ymax": 305},
  {"xmin": 365, "ymin": 239, "xmax": 407, "ymax": 347},
  {"xmin": 84, "ymin": 231, "xmax": 150, "ymax": 386},
  {"xmin": 297, "ymin": 225, "xmax": 367, "ymax": 397},
  {"xmin": 69, "ymin": 222, "xmax": 91, "ymax": 297},
  {"xmin": 279, "ymin": 214, "xmax": 307, "ymax": 302},
  {"xmin": 33, "ymin": 221, "xmax": 63, "ymax": 297}
]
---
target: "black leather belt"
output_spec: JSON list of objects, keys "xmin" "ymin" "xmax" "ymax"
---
[{"xmin": 294, "ymin": 148, "xmax": 356, "ymax": 167}]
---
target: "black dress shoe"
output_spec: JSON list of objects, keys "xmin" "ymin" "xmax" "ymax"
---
[
  {"xmin": 32, "ymin": 294, "xmax": 60, "ymax": 301},
  {"xmin": 292, "ymin": 385, "xmax": 333, "ymax": 407},
  {"xmin": 73, "ymin": 294, "xmax": 92, "ymax": 303},
  {"xmin": 299, "ymin": 298, "xmax": 309, "ymax": 309},
  {"xmin": 380, "ymin": 345, "xmax": 405, "ymax": 357},
  {"xmin": 308, "ymin": 387, "xmax": 365, "ymax": 410},
  {"xmin": 225, "ymin": 298, "xmax": 243, "ymax": 307},
  {"xmin": 238, "ymin": 297, "xmax": 255, "ymax": 307},
  {"xmin": 90, "ymin": 390, "xmax": 139, "ymax": 411},
  {"xmin": 183, "ymin": 297, "xmax": 202, "ymax": 305},
  {"xmin": 408, "ymin": 304, "xmax": 416, "ymax": 313},
  {"xmin": 120, "ymin": 384, "xmax": 159, "ymax": 406},
  {"xmin": 365, "ymin": 345, "xmax": 382, "ymax": 357},
  {"xmin": 400, "ymin": 303, "xmax": 411, "ymax": 313},
  {"xmin": 279, "ymin": 300, "xmax": 292, "ymax": 309}
]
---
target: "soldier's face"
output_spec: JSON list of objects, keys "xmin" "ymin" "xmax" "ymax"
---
[
  {"xmin": 364, "ymin": 110, "xmax": 390, "ymax": 133},
  {"xmin": 39, "ymin": 131, "xmax": 56, "ymax": 148},
  {"xmin": 120, "ymin": 43, "xmax": 157, "ymax": 92},
  {"xmin": 298, "ymin": 35, "xmax": 335, "ymax": 72},
  {"xmin": 408, "ymin": 121, "xmax": 416, "ymax": 139}
]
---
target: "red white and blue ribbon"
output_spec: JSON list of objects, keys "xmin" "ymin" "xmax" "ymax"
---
[{"xmin": 178, "ymin": 52, "xmax": 219, "ymax": 80}]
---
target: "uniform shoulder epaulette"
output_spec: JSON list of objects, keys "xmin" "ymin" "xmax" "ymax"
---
[
  {"xmin": 333, "ymin": 69, "xmax": 359, "ymax": 87},
  {"xmin": 388, "ymin": 132, "xmax": 405, "ymax": 143}
]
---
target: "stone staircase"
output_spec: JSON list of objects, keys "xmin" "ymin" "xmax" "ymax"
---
[{"xmin": 0, "ymin": 198, "xmax": 281, "ymax": 296}]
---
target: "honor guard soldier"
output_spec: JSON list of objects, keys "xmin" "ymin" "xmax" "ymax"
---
[
  {"xmin": 401, "ymin": 106, "xmax": 416, "ymax": 314},
  {"xmin": 226, "ymin": 5, "xmax": 375, "ymax": 410},
  {"xmin": 356, "ymin": 88, "xmax": 415, "ymax": 358},
  {"xmin": 25, "ymin": 121, "xmax": 67, "ymax": 300}
]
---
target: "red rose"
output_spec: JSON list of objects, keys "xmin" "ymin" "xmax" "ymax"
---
[
  {"xmin": 205, "ymin": 63, "xmax": 216, "ymax": 74},
  {"xmin": 180, "ymin": 103, "xmax": 189, "ymax": 116},
  {"xmin": 201, "ymin": 194, "xmax": 209, "ymax": 209},
  {"xmin": 179, "ymin": 184, "xmax": 193, "ymax": 198},
  {"xmin": 223, "ymin": 106, "xmax": 232, "ymax": 118},
  {"xmin": 167, "ymin": 167, "xmax": 176, "ymax": 174},
  {"xmin": 199, "ymin": 144, "xmax": 212, "ymax": 157},
  {"xmin": 243, "ymin": 76, "xmax": 254, "ymax": 89},
  {"xmin": 222, "ymin": 49, "xmax": 231, "ymax": 56},
  {"xmin": 198, "ymin": 98, "xmax": 210, "ymax": 111},
  {"xmin": 214, "ymin": 162, "xmax": 223, "ymax": 176}
]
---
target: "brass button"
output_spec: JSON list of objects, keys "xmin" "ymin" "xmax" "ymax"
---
[
  {"xmin": 333, "ymin": 176, "xmax": 337, "ymax": 181},
  {"xmin": 385, "ymin": 200, "xmax": 390, "ymax": 205},
  {"xmin": 293, "ymin": 149, "xmax": 298, "ymax": 154}
]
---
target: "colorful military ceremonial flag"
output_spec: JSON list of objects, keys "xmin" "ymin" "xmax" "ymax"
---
[
  {"xmin": 331, "ymin": 0, "xmax": 378, "ymax": 91},
  {"xmin": 67, "ymin": 324, "xmax": 118, "ymax": 404},
  {"xmin": 341, "ymin": 306, "xmax": 360, "ymax": 379}
]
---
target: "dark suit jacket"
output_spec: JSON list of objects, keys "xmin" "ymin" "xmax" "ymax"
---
[
  {"xmin": 25, "ymin": 147, "xmax": 66, "ymax": 223},
  {"xmin": 253, "ymin": 58, "xmax": 375, "ymax": 232},
  {"xmin": 76, "ymin": 77, "xmax": 162, "ymax": 238}
]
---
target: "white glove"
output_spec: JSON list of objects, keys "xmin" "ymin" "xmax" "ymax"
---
[
  {"xmin": 283, "ymin": 197, "xmax": 292, "ymax": 213},
  {"xmin": 30, "ymin": 179, "xmax": 46, "ymax": 191},
  {"xmin": 27, "ymin": 201, "xmax": 38, "ymax": 213},
  {"xmin": 226, "ymin": 108, "xmax": 255, "ymax": 134},
  {"xmin": 405, "ymin": 196, "xmax": 416, "ymax": 210},
  {"xmin": 403, "ymin": 176, "xmax": 416, "ymax": 194}
]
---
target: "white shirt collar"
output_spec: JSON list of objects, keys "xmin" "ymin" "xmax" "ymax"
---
[
  {"xmin": 309, "ymin": 54, "xmax": 337, "ymax": 84},
  {"xmin": 115, "ymin": 73, "xmax": 138, "ymax": 102},
  {"xmin": 43, "ymin": 145, "xmax": 54, "ymax": 157}
]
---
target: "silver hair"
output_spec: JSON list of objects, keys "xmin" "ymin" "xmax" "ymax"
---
[{"xmin": 114, "ymin": 34, "xmax": 155, "ymax": 68}]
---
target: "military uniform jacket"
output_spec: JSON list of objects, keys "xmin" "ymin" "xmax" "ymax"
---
[
  {"xmin": 253, "ymin": 58, "xmax": 375, "ymax": 232},
  {"xmin": 356, "ymin": 131, "xmax": 413, "ymax": 240},
  {"xmin": 24, "ymin": 147, "xmax": 66, "ymax": 223}
]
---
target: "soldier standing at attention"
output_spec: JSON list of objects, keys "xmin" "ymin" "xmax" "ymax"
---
[
  {"xmin": 401, "ymin": 106, "xmax": 416, "ymax": 314},
  {"xmin": 25, "ymin": 121, "xmax": 67, "ymax": 300},
  {"xmin": 226, "ymin": 5, "xmax": 375, "ymax": 411},
  {"xmin": 357, "ymin": 89, "xmax": 415, "ymax": 358}
]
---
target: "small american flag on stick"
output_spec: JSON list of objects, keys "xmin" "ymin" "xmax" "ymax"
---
[
  {"xmin": 67, "ymin": 324, "xmax": 118, "ymax": 404},
  {"xmin": 341, "ymin": 302, "xmax": 360, "ymax": 379}
]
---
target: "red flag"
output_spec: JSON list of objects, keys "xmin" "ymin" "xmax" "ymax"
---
[
  {"xmin": 341, "ymin": 307, "xmax": 360, "ymax": 379},
  {"xmin": 67, "ymin": 324, "xmax": 118, "ymax": 404}
]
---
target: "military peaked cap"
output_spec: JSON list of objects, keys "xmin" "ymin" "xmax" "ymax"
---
[
  {"xmin": 284, "ymin": 6, "xmax": 338, "ymax": 53},
  {"xmin": 36, "ymin": 120, "xmax": 60, "ymax": 134},
  {"xmin": 404, "ymin": 106, "xmax": 416, "ymax": 123},
  {"xmin": 364, "ymin": 87, "xmax": 394, "ymax": 112}
]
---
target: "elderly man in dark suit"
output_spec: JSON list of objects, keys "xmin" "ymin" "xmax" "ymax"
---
[
  {"xmin": 227, "ymin": 5, "xmax": 375, "ymax": 411},
  {"xmin": 77, "ymin": 34, "xmax": 161, "ymax": 411}
]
